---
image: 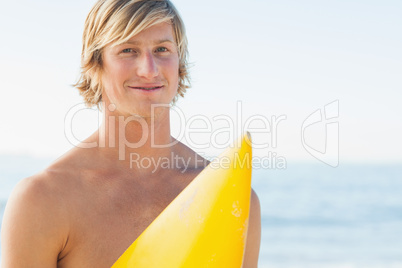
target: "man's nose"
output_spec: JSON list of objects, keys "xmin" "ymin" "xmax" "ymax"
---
[{"xmin": 137, "ymin": 52, "xmax": 159, "ymax": 79}]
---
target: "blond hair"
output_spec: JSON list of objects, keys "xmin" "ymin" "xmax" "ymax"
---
[{"xmin": 74, "ymin": 0, "xmax": 190, "ymax": 107}]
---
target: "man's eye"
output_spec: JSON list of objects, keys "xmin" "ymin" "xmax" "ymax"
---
[
  {"xmin": 155, "ymin": 47, "xmax": 168, "ymax": 53},
  {"xmin": 122, "ymin": 48, "xmax": 134, "ymax": 53}
]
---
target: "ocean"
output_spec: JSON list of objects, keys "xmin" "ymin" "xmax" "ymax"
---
[{"xmin": 1, "ymin": 155, "xmax": 402, "ymax": 267}]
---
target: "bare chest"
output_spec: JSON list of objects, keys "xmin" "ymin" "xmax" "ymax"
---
[{"xmin": 57, "ymin": 180, "xmax": 188, "ymax": 268}]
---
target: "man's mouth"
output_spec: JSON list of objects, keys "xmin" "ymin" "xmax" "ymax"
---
[{"xmin": 129, "ymin": 86, "xmax": 164, "ymax": 91}]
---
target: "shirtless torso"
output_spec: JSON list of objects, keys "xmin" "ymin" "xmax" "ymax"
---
[{"xmin": 2, "ymin": 137, "xmax": 208, "ymax": 267}]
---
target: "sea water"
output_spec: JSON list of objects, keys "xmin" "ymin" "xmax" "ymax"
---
[
  {"xmin": 1, "ymin": 155, "xmax": 401, "ymax": 267},
  {"xmin": 254, "ymin": 163, "xmax": 402, "ymax": 268}
]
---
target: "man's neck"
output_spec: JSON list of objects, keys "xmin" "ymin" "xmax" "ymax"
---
[{"xmin": 86, "ymin": 106, "xmax": 178, "ymax": 173}]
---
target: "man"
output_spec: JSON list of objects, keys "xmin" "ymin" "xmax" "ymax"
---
[{"xmin": 1, "ymin": 0, "xmax": 261, "ymax": 267}]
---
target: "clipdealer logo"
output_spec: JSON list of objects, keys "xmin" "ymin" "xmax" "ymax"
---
[
  {"xmin": 301, "ymin": 100, "xmax": 339, "ymax": 167},
  {"xmin": 64, "ymin": 100, "xmax": 340, "ymax": 168}
]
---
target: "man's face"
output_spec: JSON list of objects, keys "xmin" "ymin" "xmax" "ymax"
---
[{"xmin": 101, "ymin": 22, "xmax": 180, "ymax": 117}]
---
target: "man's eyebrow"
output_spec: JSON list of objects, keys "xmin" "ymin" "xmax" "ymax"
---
[{"xmin": 123, "ymin": 39, "xmax": 175, "ymax": 45}]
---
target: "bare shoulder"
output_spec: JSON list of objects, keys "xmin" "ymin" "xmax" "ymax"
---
[
  {"xmin": 250, "ymin": 188, "xmax": 261, "ymax": 212},
  {"xmin": 0, "ymin": 146, "xmax": 91, "ymax": 267},
  {"xmin": 1, "ymin": 169, "xmax": 71, "ymax": 267},
  {"xmin": 242, "ymin": 188, "xmax": 262, "ymax": 268},
  {"xmin": 172, "ymin": 139, "xmax": 210, "ymax": 171},
  {"xmin": 249, "ymin": 188, "xmax": 261, "ymax": 234}
]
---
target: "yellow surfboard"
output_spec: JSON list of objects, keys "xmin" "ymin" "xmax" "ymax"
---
[{"xmin": 112, "ymin": 133, "xmax": 253, "ymax": 267}]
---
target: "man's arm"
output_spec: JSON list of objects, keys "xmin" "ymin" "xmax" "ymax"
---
[
  {"xmin": 1, "ymin": 174, "xmax": 68, "ymax": 268},
  {"xmin": 242, "ymin": 189, "xmax": 262, "ymax": 268}
]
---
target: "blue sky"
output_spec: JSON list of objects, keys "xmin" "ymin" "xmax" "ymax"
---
[{"xmin": 0, "ymin": 0, "xmax": 401, "ymax": 163}]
